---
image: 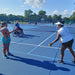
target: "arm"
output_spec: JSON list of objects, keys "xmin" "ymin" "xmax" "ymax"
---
[
  {"xmin": 9, "ymin": 28, "xmax": 18, "ymax": 34},
  {"xmin": 1, "ymin": 30, "xmax": 7, "ymax": 41},
  {"xmin": 49, "ymin": 32, "xmax": 61, "ymax": 46},
  {"xmin": 9, "ymin": 30, "xmax": 15, "ymax": 34}
]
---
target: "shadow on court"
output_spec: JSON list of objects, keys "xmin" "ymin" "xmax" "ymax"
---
[
  {"xmin": 0, "ymin": 73, "xmax": 4, "ymax": 75},
  {"xmin": 19, "ymin": 34, "xmax": 40, "ymax": 38},
  {"xmin": 44, "ymin": 61, "xmax": 75, "ymax": 67},
  {"xmin": 9, "ymin": 55, "xmax": 70, "ymax": 71}
]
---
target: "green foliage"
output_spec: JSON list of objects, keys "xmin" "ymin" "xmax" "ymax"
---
[
  {"xmin": 69, "ymin": 12, "xmax": 75, "ymax": 22},
  {"xmin": 0, "ymin": 10, "xmax": 75, "ymax": 24}
]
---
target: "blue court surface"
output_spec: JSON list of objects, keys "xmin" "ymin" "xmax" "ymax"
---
[{"xmin": 0, "ymin": 24, "xmax": 75, "ymax": 75}]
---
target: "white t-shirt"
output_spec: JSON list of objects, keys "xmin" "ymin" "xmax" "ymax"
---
[{"xmin": 58, "ymin": 26, "xmax": 73, "ymax": 43}]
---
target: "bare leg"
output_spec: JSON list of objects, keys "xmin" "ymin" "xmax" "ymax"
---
[
  {"xmin": 6, "ymin": 43, "xmax": 13, "ymax": 56},
  {"xmin": 6, "ymin": 43, "xmax": 10, "ymax": 54},
  {"xmin": 68, "ymin": 47, "xmax": 75, "ymax": 61},
  {"xmin": 3, "ymin": 43, "xmax": 9, "ymax": 59},
  {"xmin": 60, "ymin": 45, "xmax": 66, "ymax": 61},
  {"xmin": 3, "ymin": 44, "xmax": 6, "ymax": 56}
]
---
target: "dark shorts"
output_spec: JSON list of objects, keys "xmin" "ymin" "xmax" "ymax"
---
[
  {"xmin": 18, "ymin": 27, "xmax": 22, "ymax": 30},
  {"xmin": 62, "ymin": 39, "xmax": 74, "ymax": 48},
  {"xmin": 17, "ymin": 27, "xmax": 23, "ymax": 32}
]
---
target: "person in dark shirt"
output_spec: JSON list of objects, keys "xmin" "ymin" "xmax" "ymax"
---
[{"xmin": 15, "ymin": 20, "xmax": 23, "ymax": 34}]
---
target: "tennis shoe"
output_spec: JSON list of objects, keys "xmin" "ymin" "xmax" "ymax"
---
[
  {"xmin": 57, "ymin": 60, "xmax": 64, "ymax": 64},
  {"xmin": 7, "ymin": 53, "xmax": 13, "ymax": 56},
  {"xmin": 4, "ymin": 55, "xmax": 9, "ymax": 59},
  {"xmin": 72, "ymin": 60, "xmax": 75, "ymax": 63}
]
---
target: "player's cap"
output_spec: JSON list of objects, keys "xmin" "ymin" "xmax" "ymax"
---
[{"xmin": 55, "ymin": 22, "xmax": 64, "ymax": 25}]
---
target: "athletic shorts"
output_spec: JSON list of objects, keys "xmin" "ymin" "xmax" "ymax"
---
[
  {"xmin": 62, "ymin": 39, "xmax": 74, "ymax": 48},
  {"xmin": 1, "ymin": 36, "xmax": 11, "ymax": 44}
]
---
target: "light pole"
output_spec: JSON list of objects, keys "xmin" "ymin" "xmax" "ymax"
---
[{"xmin": 74, "ymin": 3, "xmax": 75, "ymax": 11}]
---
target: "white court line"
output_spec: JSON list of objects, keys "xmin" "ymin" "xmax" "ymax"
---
[
  {"xmin": 38, "ymin": 32, "xmax": 56, "ymax": 46},
  {"xmin": 11, "ymin": 42, "xmax": 37, "ymax": 47},
  {"xmin": 0, "ymin": 38, "xmax": 60, "ymax": 50},
  {"xmin": 26, "ymin": 32, "xmax": 58, "ymax": 54},
  {"xmin": 11, "ymin": 32, "xmax": 56, "ymax": 48},
  {"xmin": 0, "ymin": 40, "xmax": 75, "ymax": 51},
  {"xmin": 11, "ymin": 41, "xmax": 60, "ymax": 49},
  {"xmin": 11, "ymin": 41, "xmax": 75, "ymax": 51},
  {"xmin": 13, "ymin": 32, "xmax": 56, "ymax": 54}
]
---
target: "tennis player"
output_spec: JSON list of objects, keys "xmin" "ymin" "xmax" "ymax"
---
[
  {"xmin": 49, "ymin": 21, "xmax": 75, "ymax": 63},
  {"xmin": 0, "ymin": 22, "xmax": 16, "ymax": 59},
  {"xmin": 15, "ymin": 20, "xmax": 23, "ymax": 34}
]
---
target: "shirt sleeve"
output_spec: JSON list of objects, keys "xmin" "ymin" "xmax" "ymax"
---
[{"xmin": 58, "ymin": 29, "xmax": 63, "ymax": 36}]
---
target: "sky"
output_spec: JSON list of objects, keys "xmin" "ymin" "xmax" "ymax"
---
[{"xmin": 0, "ymin": 0, "xmax": 75, "ymax": 17}]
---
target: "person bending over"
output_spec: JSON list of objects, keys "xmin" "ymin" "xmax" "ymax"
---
[{"xmin": 49, "ymin": 21, "xmax": 75, "ymax": 63}]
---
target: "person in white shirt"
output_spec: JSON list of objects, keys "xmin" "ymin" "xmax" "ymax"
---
[{"xmin": 49, "ymin": 21, "xmax": 75, "ymax": 63}]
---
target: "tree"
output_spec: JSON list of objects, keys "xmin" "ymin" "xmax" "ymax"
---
[
  {"xmin": 38, "ymin": 10, "xmax": 47, "ymax": 22},
  {"xmin": 24, "ymin": 9, "xmax": 33, "ymax": 17},
  {"xmin": 0, "ymin": 14, "xmax": 8, "ymax": 22},
  {"xmin": 69, "ymin": 12, "xmax": 75, "ymax": 22},
  {"xmin": 57, "ymin": 15, "xmax": 62, "ymax": 21},
  {"xmin": 47, "ymin": 15, "xmax": 52, "ymax": 23},
  {"xmin": 52, "ymin": 14, "xmax": 58, "ymax": 22},
  {"xmin": 38, "ymin": 10, "xmax": 46, "ymax": 18},
  {"xmin": 0, "ymin": 9, "xmax": 75, "ymax": 24},
  {"xmin": 8, "ymin": 14, "xmax": 15, "ymax": 21},
  {"xmin": 63, "ymin": 17, "xmax": 70, "ymax": 24},
  {"xmin": 24, "ymin": 9, "xmax": 33, "ymax": 23},
  {"xmin": 52, "ymin": 14, "xmax": 62, "ymax": 22}
]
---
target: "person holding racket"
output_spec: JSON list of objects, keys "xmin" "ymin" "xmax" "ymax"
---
[
  {"xmin": 0, "ymin": 22, "xmax": 18, "ymax": 59},
  {"xmin": 48, "ymin": 21, "xmax": 75, "ymax": 63}
]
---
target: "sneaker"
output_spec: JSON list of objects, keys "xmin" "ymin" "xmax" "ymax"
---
[
  {"xmin": 4, "ymin": 55, "xmax": 9, "ymax": 59},
  {"xmin": 72, "ymin": 60, "xmax": 75, "ymax": 63},
  {"xmin": 7, "ymin": 53, "xmax": 13, "ymax": 56},
  {"xmin": 57, "ymin": 60, "xmax": 64, "ymax": 64}
]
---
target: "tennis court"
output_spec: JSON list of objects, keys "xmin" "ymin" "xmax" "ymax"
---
[{"xmin": 0, "ymin": 23, "xmax": 75, "ymax": 75}]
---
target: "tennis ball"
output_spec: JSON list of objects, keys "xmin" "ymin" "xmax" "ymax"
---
[{"xmin": 48, "ymin": 44, "xmax": 51, "ymax": 46}]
